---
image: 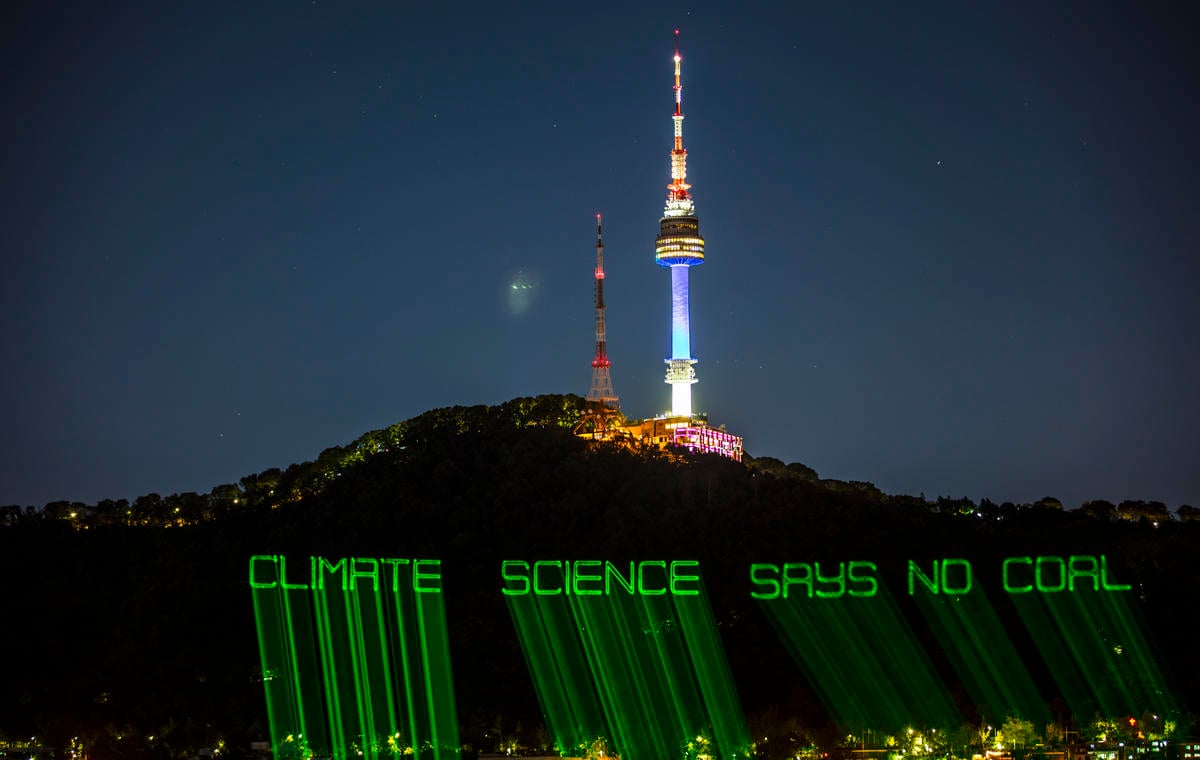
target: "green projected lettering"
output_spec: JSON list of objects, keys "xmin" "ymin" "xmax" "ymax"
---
[
  {"xmin": 500, "ymin": 559, "xmax": 701, "ymax": 596},
  {"xmin": 241, "ymin": 548, "xmax": 1157, "ymax": 756},
  {"xmin": 249, "ymin": 555, "xmax": 442, "ymax": 593},
  {"xmin": 752, "ymin": 555, "xmax": 1130, "ymax": 598},
  {"xmin": 1002, "ymin": 554, "xmax": 1131, "ymax": 593},
  {"xmin": 907, "ymin": 558, "xmax": 973, "ymax": 595},
  {"xmin": 505, "ymin": 560, "xmax": 750, "ymax": 760},
  {"xmin": 750, "ymin": 561, "xmax": 878, "ymax": 599},
  {"xmin": 753, "ymin": 552, "xmax": 1158, "ymax": 733},
  {"xmin": 248, "ymin": 555, "xmax": 458, "ymax": 759}
]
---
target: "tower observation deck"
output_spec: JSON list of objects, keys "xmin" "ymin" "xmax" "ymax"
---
[{"xmin": 655, "ymin": 30, "xmax": 705, "ymax": 418}]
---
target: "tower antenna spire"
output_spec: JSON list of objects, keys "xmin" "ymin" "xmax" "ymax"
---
[
  {"xmin": 668, "ymin": 29, "xmax": 691, "ymax": 208},
  {"xmin": 674, "ymin": 29, "xmax": 682, "ymax": 117}
]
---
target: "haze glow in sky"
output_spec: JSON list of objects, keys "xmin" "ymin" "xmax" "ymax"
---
[{"xmin": 3, "ymin": 2, "xmax": 1197, "ymax": 509}]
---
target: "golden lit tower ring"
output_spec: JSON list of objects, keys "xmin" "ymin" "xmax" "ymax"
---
[{"xmin": 655, "ymin": 220, "xmax": 705, "ymax": 265}]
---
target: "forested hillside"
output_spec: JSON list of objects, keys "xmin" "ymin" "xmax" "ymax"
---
[{"xmin": 2, "ymin": 394, "xmax": 1196, "ymax": 759}]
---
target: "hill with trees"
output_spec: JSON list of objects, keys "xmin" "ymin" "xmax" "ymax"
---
[{"xmin": 1, "ymin": 394, "xmax": 1197, "ymax": 759}]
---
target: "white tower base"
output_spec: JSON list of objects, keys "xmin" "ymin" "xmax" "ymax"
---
[{"xmin": 666, "ymin": 358, "xmax": 697, "ymax": 418}]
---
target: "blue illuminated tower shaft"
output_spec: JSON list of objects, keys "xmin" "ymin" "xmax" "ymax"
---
[
  {"xmin": 658, "ymin": 220, "xmax": 703, "ymax": 418},
  {"xmin": 654, "ymin": 31, "xmax": 705, "ymax": 418},
  {"xmin": 670, "ymin": 265, "xmax": 691, "ymax": 360}
]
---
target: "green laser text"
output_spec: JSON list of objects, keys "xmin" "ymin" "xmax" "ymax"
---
[
  {"xmin": 500, "ymin": 559, "xmax": 701, "ymax": 596},
  {"xmin": 249, "ymin": 555, "xmax": 443, "ymax": 593}
]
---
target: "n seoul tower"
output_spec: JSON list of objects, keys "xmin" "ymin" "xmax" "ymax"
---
[{"xmin": 654, "ymin": 30, "xmax": 706, "ymax": 418}]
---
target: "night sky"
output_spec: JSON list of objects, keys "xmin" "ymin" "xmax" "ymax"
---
[{"xmin": 3, "ymin": 2, "xmax": 1197, "ymax": 510}]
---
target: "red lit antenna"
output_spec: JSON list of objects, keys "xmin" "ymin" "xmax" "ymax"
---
[
  {"xmin": 586, "ymin": 215, "xmax": 617, "ymax": 407},
  {"xmin": 594, "ymin": 213, "xmax": 605, "ymax": 284},
  {"xmin": 667, "ymin": 29, "xmax": 691, "ymax": 204}
]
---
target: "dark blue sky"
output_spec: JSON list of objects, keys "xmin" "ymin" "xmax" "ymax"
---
[{"xmin": 3, "ymin": 2, "xmax": 1197, "ymax": 509}]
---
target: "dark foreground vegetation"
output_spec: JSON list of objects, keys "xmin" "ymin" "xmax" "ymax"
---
[{"xmin": 2, "ymin": 394, "xmax": 1197, "ymax": 759}]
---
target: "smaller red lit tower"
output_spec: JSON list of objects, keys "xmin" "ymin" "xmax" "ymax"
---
[{"xmin": 587, "ymin": 214, "xmax": 618, "ymax": 408}]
